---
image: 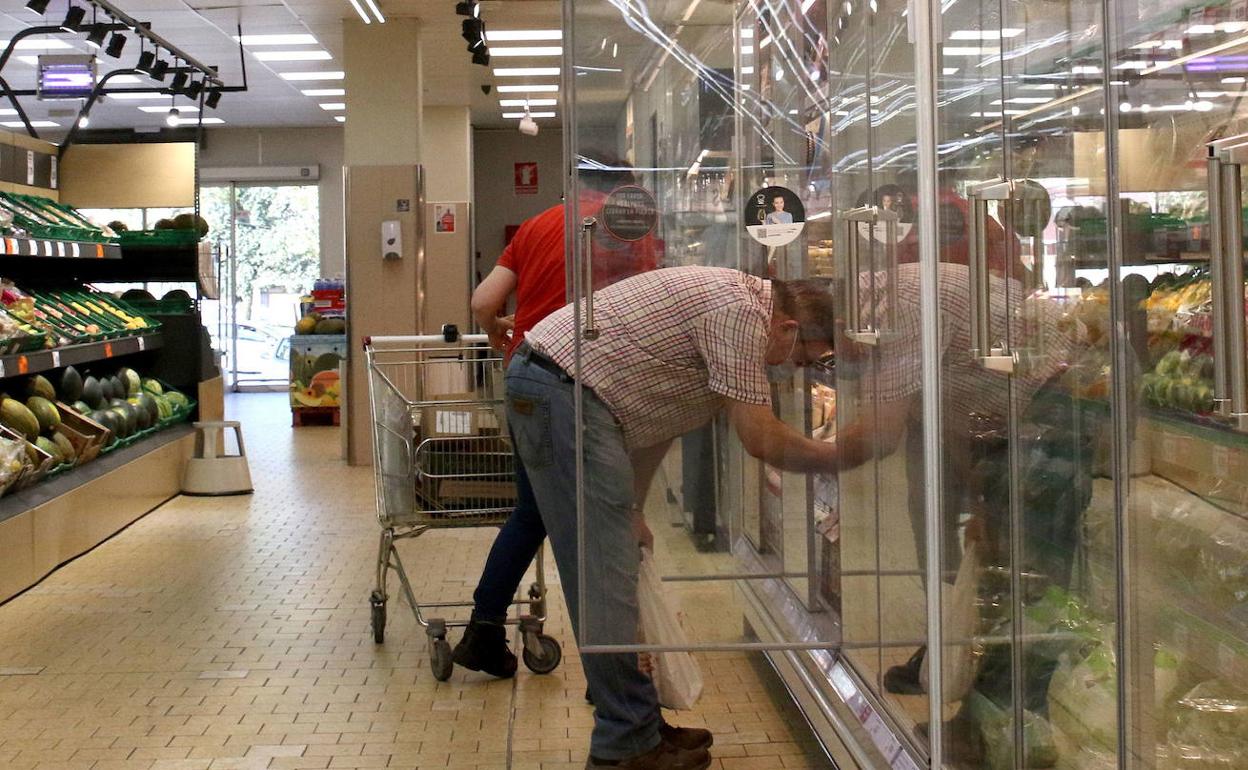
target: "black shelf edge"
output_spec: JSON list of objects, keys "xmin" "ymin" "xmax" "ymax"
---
[
  {"xmin": 0, "ymin": 237, "xmax": 120, "ymax": 260},
  {"xmin": 0, "ymin": 332, "xmax": 163, "ymax": 380},
  {"xmin": 0, "ymin": 423, "xmax": 194, "ymax": 525}
]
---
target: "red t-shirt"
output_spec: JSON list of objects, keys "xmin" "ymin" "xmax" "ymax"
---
[{"xmin": 496, "ymin": 198, "xmax": 662, "ymax": 357}]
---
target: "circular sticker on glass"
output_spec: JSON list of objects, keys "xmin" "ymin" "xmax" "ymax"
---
[
  {"xmin": 601, "ymin": 185, "xmax": 658, "ymax": 242},
  {"xmin": 745, "ymin": 186, "xmax": 805, "ymax": 247}
]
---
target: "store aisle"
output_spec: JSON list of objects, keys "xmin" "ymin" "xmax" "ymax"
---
[{"xmin": 0, "ymin": 393, "xmax": 831, "ymax": 770}]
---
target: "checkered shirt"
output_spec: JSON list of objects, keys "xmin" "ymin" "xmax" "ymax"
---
[
  {"xmin": 849, "ymin": 262, "xmax": 1079, "ymax": 435},
  {"xmin": 526, "ymin": 267, "xmax": 774, "ymax": 449}
]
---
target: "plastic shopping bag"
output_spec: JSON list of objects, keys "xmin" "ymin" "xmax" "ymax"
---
[
  {"xmin": 921, "ymin": 541, "xmax": 981, "ymax": 703},
  {"xmin": 638, "ymin": 548, "xmax": 704, "ymax": 710}
]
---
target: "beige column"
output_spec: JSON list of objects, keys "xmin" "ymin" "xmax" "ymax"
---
[{"xmin": 343, "ymin": 18, "xmax": 425, "ymax": 465}]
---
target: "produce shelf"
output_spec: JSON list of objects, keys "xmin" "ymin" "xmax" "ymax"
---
[
  {"xmin": 0, "ymin": 332, "xmax": 161, "ymax": 380},
  {"xmin": 0, "ymin": 236, "xmax": 120, "ymax": 260}
]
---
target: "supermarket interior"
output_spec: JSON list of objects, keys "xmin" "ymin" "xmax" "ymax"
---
[{"xmin": 1, "ymin": 0, "xmax": 1248, "ymax": 769}]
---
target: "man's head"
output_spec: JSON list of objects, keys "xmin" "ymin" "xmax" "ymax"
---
[
  {"xmin": 772, "ymin": 195, "xmax": 786, "ymax": 212},
  {"xmin": 766, "ymin": 278, "xmax": 835, "ymax": 366}
]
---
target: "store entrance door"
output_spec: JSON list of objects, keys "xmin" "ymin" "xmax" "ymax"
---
[{"xmin": 200, "ymin": 183, "xmax": 321, "ymax": 392}]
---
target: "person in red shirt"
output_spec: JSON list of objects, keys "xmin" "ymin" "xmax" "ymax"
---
[{"xmin": 452, "ymin": 165, "xmax": 662, "ymax": 677}]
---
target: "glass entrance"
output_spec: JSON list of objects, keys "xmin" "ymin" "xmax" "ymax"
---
[{"xmin": 200, "ymin": 183, "xmax": 321, "ymax": 391}]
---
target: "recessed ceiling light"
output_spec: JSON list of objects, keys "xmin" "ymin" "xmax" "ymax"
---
[
  {"xmin": 235, "ymin": 34, "xmax": 318, "ymax": 46},
  {"xmin": 502, "ymin": 111, "xmax": 556, "ymax": 118},
  {"xmin": 106, "ymin": 74, "xmax": 143, "ymax": 84},
  {"xmin": 0, "ymin": 38, "xmax": 74, "ymax": 50},
  {"xmin": 488, "ymin": 46, "xmax": 562, "ymax": 57},
  {"xmin": 499, "ymin": 98, "xmax": 557, "ymax": 107},
  {"xmin": 495, "ymin": 84, "xmax": 558, "ymax": 93},
  {"xmin": 302, "ymin": 88, "xmax": 345, "ymax": 97},
  {"xmin": 319, "ymin": 103, "xmax": 345, "ymax": 111},
  {"xmin": 253, "ymin": 50, "xmax": 332, "ymax": 62},
  {"xmin": 171, "ymin": 117, "xmax": 225, "ymax": 125},
  {"xmin": 335, "ymin": 115, "xmax": 345, "ymax": 123},
  {"xmin": 139, "ymin": 105, "xmax": 199, "ymax": 113},
  {"xmin": 486, "ymin": 29, "xmax": 562, "ymax": 42},
  {"xmin": 105, "ymin": 91, "xmax": 166, "ymax": 100},
  {"xmin": 2, "ymin": 120, "xmax": 58, "ymax": 128},
  {"xmin": 493, "ymin": 67, "xmax": 560, "ymax": 77},
  {"xmin": 279, "ymin": 71, "xmax": 345, "ymax": 81}
]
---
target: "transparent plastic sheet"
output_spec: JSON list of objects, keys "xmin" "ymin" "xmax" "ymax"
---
[
  {"xmin": 637, "ymin": 548, "xmax": 703, "ymax": 710},
  {"xmin": 1165, "ymin": 680, "xmax": 1248, "ymax": 769}
]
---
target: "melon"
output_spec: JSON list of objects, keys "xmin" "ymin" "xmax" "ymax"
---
[
  {"xmin": 35, "ymin": 435, "xmax": 61, "ymax": 464},
  {"xmin": 71, "ymin": 400, "xmax": 91, "ymax": 415},
  {"xmin": 165, "ymin": 391, "xmax": 189, "ymax": 410},
  {"xmin": 1, "ymin": 398, "xmax": 41, "ymax": 441},
  {"xmin": 314, "ymin": 318, "xmax": 346, "ymax": 335},
  {"xmin": 26, "ymin": 375, "xmax": 56, "ymax": 401},
  {"xmin": 60, "ymin": 366, "xmax": 84, "ymax": 403},
  {"xmin": 129, "ymin": 400, "xmax": 152, "ymax": 431},
  {"xmin": 131, "ymin": 392, "xmax": 159, "ymax": 423},
  {"xmin": 118, "ymin": 367, "xmax": 141, "ymax": 396},
  {"xmin": 141, "ymin": 378, "xmax": 163, "ymax": 396},
  {"xmin": 26, "ymin": 396, "xmax": 60, "ymax": 433},
  {"xmin": 82, "ymin": 376, "xmax": 104, "ymax": 408},
  {"xmin": 51, "ymin": 431, "xmax": 75, "ymax": 463}
]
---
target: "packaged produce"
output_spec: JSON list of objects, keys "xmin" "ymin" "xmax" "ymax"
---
[
  {"xmin": 1166, "ymin": 680, "xmax": 1248, "ymax": 768},
  {"xmin": 0, "ymin": 435, "xmax": 24, "ymax": 492},
  {"xmin": 1048, "ymin": 627, "xmax": 1119, "ymax": 754},
  {"xmin": 968, "ymin": 688, "xmax": 1058, "ymax": 770}
]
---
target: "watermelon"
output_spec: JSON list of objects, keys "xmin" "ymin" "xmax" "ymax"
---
[
  {"xmin": 82, "ymin": 376, "xmax": 104, "ymax": 409},
  {"xmin": 60, "ymin": 366, "xmax": 84, "ymax": 403},
  {"xmin": 25, "ymin": 397, "xmax": 60, "ymax": 433}
]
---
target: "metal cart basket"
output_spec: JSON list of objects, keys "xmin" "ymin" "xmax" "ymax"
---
[{"xmin": 365, "ymin": 332, "xmax": 562, "ymax": 681}]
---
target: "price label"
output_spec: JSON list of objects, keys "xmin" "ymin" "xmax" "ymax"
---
[
  {"xmin": 51, "ymin": 351, "xmax": 61, "ymax": 368},
  {"xmin": 27, "ymin": 240, "xmax": 37, "ymax": 255},
  {"xmin": 0, "ymin": 360, "xmax": 7, "ymax": 378},
  {"xmin": 17, "ymin": 356, "xmax": 29, "ymax": 375},
  {"xmin": 137, "ymin": 337, "xmax": 146, "ymax": 352},
  {"xmin": 103, "ymin": 343, "xmax": 114, "ymax": 358},
  {"xmin": 863, "ymin": 712, "xmax": 901, "ymax": 760},
  {"xmin": 25, "ymin": 150, "xmax": 34, "ymax": 185}
]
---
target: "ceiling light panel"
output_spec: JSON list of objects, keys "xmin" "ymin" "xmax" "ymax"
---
[
  {"xmin": 105, "ymin": 91, "xmax": 167, "ymax": 99},
  {"xmin": 253, "ymin": 50, "xmax": 332, "ymax": 62},
  {"xmin": 139, "ymin": 105, "xmax": 199, "ymax": 113},
  {"xmin": 172, "ymin": 117, "xmax": 225, "ymax": 125},
  {"xmin": 502, "ymin": 111, "xmax": 556, "ymax": 118},
  {"xmin": 499, "ymin": 98, "xmax": 557, "ymax": 106},
  {"xmin": 488, "ymin": 46, "xmax": 562, "ymax": 57},
  {"xmin": 949, "ymin": 29, "xmax": 1023, "ymax": 40},
  {"xmin": 279, "ymin": 71, "xmax": 345, "ymax": 81},
  {"xmin": 319, "ymin": 103, "xmax": 345, "ymax": 110},
  {"xmin": 236, "ymin": 34, "xmax": 318, "ymax": 46},
  {"xmin": 2, "ymin": 121, "xmax": 58, "ymax": 128},
  {"xmin": 335, "ymin": 115, "xmax": 345, "ymax": 122},
  {"xmin": 496, "ymin": 84, "xmax": 559, "ymax": 93},
  {"xmin": 302, "ymin": 88, "xmax": 345, "ymax": 97},
  {"xmin": 486, "ymin": 30, "xmax": 562, "ymax": 41},
  {"xmin": 493, "ymin": 67, "xmax": 560, "ymax": 77},
  {"xmin": 0, "ymin": 38, "xmax": 74, "ymax": 50}
]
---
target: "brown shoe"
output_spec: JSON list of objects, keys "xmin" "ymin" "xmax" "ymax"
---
[
  {"xmin": 659, "ymin": 721, "xmax": 713, "ymax": 752},
  {"xmin": 585, "ymin": 738, "xmax": 710, "ymax": 770}
]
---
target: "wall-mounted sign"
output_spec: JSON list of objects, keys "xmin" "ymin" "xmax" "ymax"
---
[
  {"xmin": 514, "ymin": 162, "xmax": 538, "ymax": 195},
  {"xmin": 744, "ymin": 185, "xmax": 806, "ymax": 247},
  {"xmin": 434, "ymin": 203, "xmax": 457, "ymax": 233},
  {"xmin": 601, "ymin": 185, "xmax": 657, "ymax": 242}
]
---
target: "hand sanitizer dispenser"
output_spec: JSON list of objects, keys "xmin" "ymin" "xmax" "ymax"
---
[{"xmin": 381, "ymin": 220, "xmax": 402, "ymax": 260}]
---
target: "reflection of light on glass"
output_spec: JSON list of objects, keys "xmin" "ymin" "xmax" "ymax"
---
[
  {"xmin": 943, "ymin": 67, "xmax": 959, "ymax": 74},
  {"xmin": 788, "ymin": 109, "xmax": 798, "ymax": 115},
  {"xmin": 843, "ymin": 1, "xmax": 853, "ymax": 14},
  {"xmin": 943, "ymin": 46, "xmax": 1001, "ymax": 56},
  {"xmin": 1001, "ymin": 97, "xmax": 1054, "ymax": 104},
  {"xmin": 741, "ymin": 66, "xmax": 755, "ymax": 74},
  {"xmin": 612, "ymin": 43, "xmax": 618, "ymax": 57},
  {"xmin": 1187, "ymin": 25, "xmax": 1217, "ymax": 35},
  {"xmin": 740, "ymin": 28, "xmax": 754, "ymax": 38},
  {"xmin": 1196, "ymin": 91, "xmax": 1224, "ymax": 97},
  {"xmin": 1160, "ymin": 40, "xmax": 1183, "ymax": 50},
  {"xmin": 1071, "ymin": 106, "xmax": 1080, "ymax": 115},
  {"xmin": 1194, "ymin": 100, "xmax": 1215, "ymax": 111},
  {"xmin": 1070, "ymin": 65, "xmax": 1101, "ymax": 74},
  {"xmin": 810, "ymin": 69, "xmax": 821, "ymax": 81},
  {"xmin": 680, "ymin": 0, "xmax": 703, "ymax": 22},
  {"xmin": 800, "ymin": 0, "xmax": 817, "ymax": 12},
  {"xmin": 1133, "ymin": 40, "xmax": 1163, "ymax": 49},
  {"xmin": 1223, "ymin": 76, "xmax": 1246, "ymax": 83},
  {"xmin": 1020, "ymin": 83, "xmax": 1061, "ymax": 90},
  {"xmin": 949, "ymin": 29, "xmax": 1023, "ymax": 40},
  {"xmin": 741, "ymin": 46, "xmax": 754, "ymax": 54},
  {"xmin": 1120, "ymin": 101, "xmax": 1132, "ymax": 111},
  {"xmin": 775, "ymin": 67, "xmax": 784, "ymax": 80},
  {"xmin": 808, "ymin": 211, "xmax": 833, "ymax": 221},
  {"xmin": 1114, "ymin": 60, "xmax": 1158, "ymax": 70},
  {"xmin": 760, "ymin": 35, "xmax": 773, "ymax": 49}
]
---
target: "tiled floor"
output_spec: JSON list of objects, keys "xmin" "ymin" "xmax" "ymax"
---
[{"xmin": 0, "ymin": 393, "xmax": 833, "ymax": 770}]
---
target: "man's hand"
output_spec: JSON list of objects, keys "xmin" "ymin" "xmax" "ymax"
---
[
  {"xmin": 485, "ymin": 314, "xmax": 514, "ymax": 351},
  {"xmin": 633, "ymin": 507, "xmax": 654, "ymax": 550}
]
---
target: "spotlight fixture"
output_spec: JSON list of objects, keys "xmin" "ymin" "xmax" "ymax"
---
[
  {"xmin": 462, "ymin": 18, "xmax": 486, "ymax": 50},
  {"xmin": 149, "ymin": 58, "xmax": 169, "ymax": 80},
  {"xmin": 136, "ymin": 50, "xmax": 155, "ymax": 73},
  {"xmin": 25, "ymin": 0, "xmax": 51, "ymax": 15},
  {"xmin": 170, "ymin": 70, "xmax": 188, "ymax": 91},
  {"xmin": 455, "ymin": 1, "xmax": 480, "ymax": 18},
  {"xmin": 205, "ymin": 89, "xmax": 222, "ymax": 109},
  {"xmin": 85, "ymin": 24, "xmax": 107, "ymax": 49},
  {"xmin": 185, "ymin": 79, "xmax": 203, "ymax": 99},
  {"xmin": 166, "ymin": 107, "xmax": 179, "ymax": 127},
  {"xmin": 60, "ymin": 4, "xmax": 85, "ymax": 32},
  {"xmin": 105, "ymin": 32, "xmax": 126, "ymax": 58},
  {"xmin": 472, "ymin": 47, "xmax": 490, "ymax": 66}
]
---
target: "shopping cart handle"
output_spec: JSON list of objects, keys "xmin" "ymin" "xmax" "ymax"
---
[{"xmin": 364, "ymin": 332, "xmax": 490, "ymax": 349}]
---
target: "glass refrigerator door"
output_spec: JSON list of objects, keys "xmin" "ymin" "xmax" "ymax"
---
[
  {"xmin": 1104, "ymin": 4, "xmax": 1248, "ymax": 768},
  {"xmin": 563, "ymin": 0, "xmax": 839, "ymax": 656}
]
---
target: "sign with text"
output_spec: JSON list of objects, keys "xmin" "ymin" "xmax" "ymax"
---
[{"xmin": 514, "ymin": 162, "xmax": 539, "ymax": 195}]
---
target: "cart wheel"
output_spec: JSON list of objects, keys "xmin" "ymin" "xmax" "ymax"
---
[
  {"xmin": 369, "ymin": 591, "xmax": 386, "ymax": 644},
  {"xmin": 522, "ymin": 634, "xmax": 562, "ymax": 675},
  {"xmin": 430, "ymin": 638, "xmax": 454, "ymax": 681},
  {"xmin": 528, "ymin": 582, "xmax": 543, "ymax": 600}
]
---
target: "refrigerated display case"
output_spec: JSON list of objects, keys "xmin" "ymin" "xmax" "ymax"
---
[{"xmin": 560, "ymin": 0, "xmax": 1248, "ymax": 768}]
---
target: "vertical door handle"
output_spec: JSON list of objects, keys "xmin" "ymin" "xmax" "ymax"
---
[
  {"xmin": 1216, "ymin": 156, "xmax": 1248, "ymax": 428},
  {"xmin": 840, "ymin": 206, "xmax": 897, "ymax": 346},
  {"xmin": 967, "ymin": 180, "xmax": 1016, "ymax": 374},
  {"xmin": 1208, "ymin": 152, "xmax": 1232, "ymax": 415},
  {"xmin": 581, "ymin": 217, "xmax": 599, "ymax": 341}
]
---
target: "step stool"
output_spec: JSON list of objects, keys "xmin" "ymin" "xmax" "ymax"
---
[{"xmin": 182, "ymin": 421, "xmax": 253, "ymax": 496}]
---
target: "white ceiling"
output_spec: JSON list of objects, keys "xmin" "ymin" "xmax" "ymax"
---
[{"xmin": 0, "ymin": 0, "xmax": 563, "ymax": 136}]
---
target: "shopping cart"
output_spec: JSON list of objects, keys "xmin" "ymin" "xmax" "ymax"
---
[{"xmin": 365, "ymin": 331, "xmax": 562, "ymax": 681}]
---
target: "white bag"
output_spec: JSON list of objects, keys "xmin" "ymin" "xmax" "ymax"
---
[
  {"xmin": 921, "ymin": 541, "xmax": 981, "ymax": 703},
  {"xmin": 637, "ymin": 548, "xmax": 704, "ymax": 710}
]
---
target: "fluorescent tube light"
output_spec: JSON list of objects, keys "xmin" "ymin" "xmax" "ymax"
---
[
  {"xmin": 279, "ymin": 71, "xmax": 345, "ymax": 81},
  {"xmin": 486, "ymin": 30, "xmax": 562, "ymax": 41},
  {"xmin": 253, "ymin": 50, "xmax": 332, "ymax": 62}
]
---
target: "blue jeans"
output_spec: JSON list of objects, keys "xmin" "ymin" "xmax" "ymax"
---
[
  {"xmin": 505, "ymin": 350, "xmax": 661, "ymax": 760},
  {"xmin": 471, "ymin": 449, "xmax": 546, "ymax": 623}
]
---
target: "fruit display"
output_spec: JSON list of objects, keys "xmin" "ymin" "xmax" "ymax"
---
[
  {"xmin": 294, "ymin": 311, "xmax": 346, "ymax": 336},
  {"xmin": 0, "ymin": 192, "xmax": 110, "ymax": 242},
  {"xmin": 0, "ymin": 279, "xmax": 159, "ymax": 351},
  {"xmin": 0, "ymin": 362, "xmax": 195, "ymax": 497},
  {"xmin": 290, "ymin": 340, "xmax": 344, "ymax": 409}
]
